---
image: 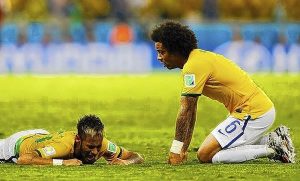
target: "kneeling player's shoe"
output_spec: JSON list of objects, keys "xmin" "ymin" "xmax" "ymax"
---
[
  {"xmin": 267, "ymin": 132, "xmax": 281, "ymax": 146},
  {"xmin": 268, "ymin": 136, "xmax": 296, "ymax": 163},
  {"xmin": 274, "ymin": 125, "xmax": 295, "ymax": 154}
]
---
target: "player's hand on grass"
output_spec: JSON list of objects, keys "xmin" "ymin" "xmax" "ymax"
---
[
  {"xmin": 109, "ymin": 158, "xmax": 129, "ymax": 165},
  {"xmin": 168, "ymin": 152, "xmax": 187, "ymax": 165},
  {"xmin": 63, "ymin": 159, "xmax": 82, "ymax": 166}
]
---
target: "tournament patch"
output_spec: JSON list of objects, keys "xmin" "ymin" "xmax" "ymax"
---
[
  {"xmin": 41, "ymin": 146, "xmax": 56, "ymax": 156},
  {"xmin": 184, "ymin": 74, "xmax": 196, "ymax": 87},
  {"xmin": 107, "ymin": 141, "xmax": 117, "ymax": 153}
]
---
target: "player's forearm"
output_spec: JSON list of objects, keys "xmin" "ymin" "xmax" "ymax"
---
[
  {"xmin": 109, "ymin": 152, "xmax": 144, "ymax": 165},
  {"xmin": 124, "ymin": 152, "xmax": 144, "ymax": 164},
  {"xmin": 174, "ymin": 96, "xmax": 198, "ymax": 152},
  {"xmin": 174, "ymin": 108, "xmax": 196, "ymax": 152},
  {"xmin": 17, "ymin": 154, "xmax": 54, "ymax": 165},
  {"xmin": 17, "ymin": 155, "xmax": 81, "ymax": 166},
  {"xmin": 182, "ymin": 106, "xmax": 197, "ymax": 152}
]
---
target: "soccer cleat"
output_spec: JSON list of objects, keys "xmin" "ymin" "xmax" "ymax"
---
[
  {"xmin": 267, "ymin": 132, "xmax": 281, "ymax": 146},
  {"xmin": 269, "ymin": 140, "xmax": 296, "ymax": 163},
  {"xmin": 268, "ymin": 125, "xmax": 296, "ymax": 163},
  {"xmin": 274, "ymin": 125, "xmax": 295, "ymax": 154}
]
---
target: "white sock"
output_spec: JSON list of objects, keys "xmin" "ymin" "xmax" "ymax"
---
[
  {"xmin": 212, "ymin": 145, "xmax": 275, "ymax": 163},
  {"xmin": 0, "ymin": 139, "xmax": 5, "ymax": 160},
  {"xmin": 256, "ymin": 132, "xmax": 277, "ymax": 145}
]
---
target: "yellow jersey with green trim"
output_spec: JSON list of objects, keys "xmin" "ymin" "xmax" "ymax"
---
[
  {"xmin": 98, "ymin": 137, "xmax": 122, "ymax": 161},
  {"xmin": 181, "ymin": 49, "xmax": 273, "ymax": 120},
  {"xmin": 17, "ymin": 131, "xmax": 122, "ymax": 161},
  {"xmin": 18, "ymin": 131, "xmax": 76, "ymax": 159}
]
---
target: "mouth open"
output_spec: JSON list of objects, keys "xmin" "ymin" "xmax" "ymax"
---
[
  {"xmin": 87, "ymin": 155, "xmax": 94, "ymax": 160},
  {"xmin": 85, "ymin": 153, "xmax": 95, "ymax": 161}
]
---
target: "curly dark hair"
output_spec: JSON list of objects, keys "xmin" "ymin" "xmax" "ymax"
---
[
  {"xmin": 77, "ymin": 114, "xmax": 104, "ymax": 139},
  {"xmin": 150, "ymin": 20, "xmax": 198, "ymax": 59}
]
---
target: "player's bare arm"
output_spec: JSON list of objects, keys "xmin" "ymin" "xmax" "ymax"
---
[
  {"xmin": 109, "ymin": 148, "xmax": 144, "ymax": 165},
  {"xmin": 17, "ymin": 152, "xmax": 82, "ymax": 166},
  {"xmin": 168, "ymin": 95, "xmax": 198, "ymax": 165}
]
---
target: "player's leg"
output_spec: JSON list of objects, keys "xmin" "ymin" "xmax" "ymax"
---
[
  {"xmin": 0, "ymin": 138, "xmax": 6, "ymax": 163},
  {"xmin": 200, "ymin": 108, "xmax": 295, "ymax": 163},
  {"xmin": 197, "ymin": 125, "xmax": 275, "ymax": 163},
  {"xmin": 197, "ymin": 133, "xmax": 277, "ymax": 163},
  {"xmin": 211, "ymin": 144, "xmax": 275, "ymax": 163},
  {"xmin": 243, "ymin": 111, "xmax": 295, "ymax": 163},
  {"xmin": 198, "ymin": 108, "xmax": 276, "ymax": 163},
  {"xmin": 197, "ymin": 134, "xmax": 221, "ymax": 163}
]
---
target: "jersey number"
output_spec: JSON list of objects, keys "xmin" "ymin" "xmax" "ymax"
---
[{"xmin": 218, "ymin": 120, "xmax": 241, "ymax": 135}]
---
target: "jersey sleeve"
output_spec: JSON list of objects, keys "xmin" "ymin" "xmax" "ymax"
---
[
  {"xmin": 35, "ymin": 142, "xmax": 72, "ymax": 159},
  {"xmin": 181, "ymin": 58, "xmax": 212, "ymax": 96},
  {"xmin": 101, "ymin": 138, "xmax": 122, "ymax": 161}
]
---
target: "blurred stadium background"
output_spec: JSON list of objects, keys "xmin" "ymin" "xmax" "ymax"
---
[
  {"xmin": 0, "ymin": 0, "xmax": 300, "ymax": 74},
  {"xmin": 1, "ymin": 1, "xmax": 300, "ymax": 179}
]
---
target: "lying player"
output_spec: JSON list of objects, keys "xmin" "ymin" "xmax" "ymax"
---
[{"xmin": 0, "ymin": 115, "xmax": 144, "ymax": 166}]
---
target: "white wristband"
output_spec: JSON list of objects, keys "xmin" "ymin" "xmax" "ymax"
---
[
  {"xmin": 53, "ymin": 159, "xmax": 63, "ymax": 166},
  {"xmin": 170, "ymin": 140, "xmax": 184, "ymax": 154}
]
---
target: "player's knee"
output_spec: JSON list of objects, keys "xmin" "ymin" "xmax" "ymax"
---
[{"xmin": 197, "ymin": 147, "xmax": 212, "ymax": 163}]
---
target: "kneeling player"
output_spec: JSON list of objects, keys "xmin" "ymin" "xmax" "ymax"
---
[
  {"xmin": 150, "ymin": 21, "xmax": 295, "ymax": 164},
  {"xmin": 0, "ymin": 115, "xmax": 144, "ymax": 166}
]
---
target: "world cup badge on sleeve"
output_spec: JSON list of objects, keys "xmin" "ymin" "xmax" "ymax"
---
[{"xmin": 184, "ymin": 74, "xmax": 196, "ymax": 88}]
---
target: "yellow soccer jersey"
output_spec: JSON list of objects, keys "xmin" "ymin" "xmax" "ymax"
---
[
  {"xmin": 17, "ymin": 131, "xmax": 76, "ymax": 159},
  {"xmin": 97, "ymin": 137, "xmax": 122, "ymax": 161},
  {"xmin": 181, "ymin": 49, "xmax": 273, "ymax": 120},
  {"xmin": 16, "ymin": 131, "xmax": 122, "ymax": 161}
]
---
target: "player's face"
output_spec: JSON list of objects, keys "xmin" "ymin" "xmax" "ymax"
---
[
  {"xmin": 78, "ymin": 134, "xmax": 103, "ymax": 164},
  {"xmin": 155, "ymin": 42, "xmax": 183, "ymax": 69}
]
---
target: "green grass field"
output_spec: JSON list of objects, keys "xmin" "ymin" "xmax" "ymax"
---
[{"xmin": 0, "ymin": 73, "xmax": 299, "ymax": 180}]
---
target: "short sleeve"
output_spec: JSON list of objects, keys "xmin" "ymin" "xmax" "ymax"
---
[
  {"xmin": 181, "ymin": 59, "xmax": 212, "ymax": 96},
  {"xmin": 101, "ymin": 138, "xmax": 122, "ymax": 161}
]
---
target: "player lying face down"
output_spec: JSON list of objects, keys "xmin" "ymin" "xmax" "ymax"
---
[
  {"xmin": 74, "ymin": 115, "xmax": 144, "ymax": 165},
  {"xmin": 0, "ymin": 115, "xmax": 144, "ymax": 166}
]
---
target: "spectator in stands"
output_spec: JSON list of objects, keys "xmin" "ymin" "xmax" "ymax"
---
[
  {"xmin": 110, "ymin": 19, "xmax": 134, "ymax": 45},
  {"xmin": 182, "ymin": 0, "xmax": 203, "ymax": 22},
  {"xmin": 139, "ymin": 0, "xmax": 184, "ymax": 21},
  {"xmin": 202, "ymin": 0, "xmax": 218, "ymax": 20},
  {"xmin": 218, "ymin": 0, "xmax": 276, "ymax": 21},
  {"xmin": 0, "ymin": 0, "xmax": 4, "ymax": 24},
  {"xmin": 282, "ymin": 0, "xmax": 300, "ymax": 21},
  {"xmin": 22, "ymin": 0, "xmax": 48, "ymax": 22},
  {"xmin": 109, "ymin": 0, "xmax": 131, "ymax": 21},
  {"xmin": 80, "ymin": 0, "xmax": 110, "ymax": 19}
]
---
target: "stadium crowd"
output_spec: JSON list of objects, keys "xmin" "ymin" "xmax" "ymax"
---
[
  {"xmin": 0, "ymin": 0, "xmax": 300, "ymax": 73},
  {"xmin": 1, "ymin": 0, "xmax": 300, "ymax": 22}
]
